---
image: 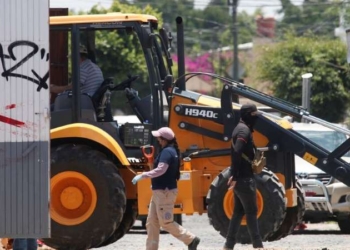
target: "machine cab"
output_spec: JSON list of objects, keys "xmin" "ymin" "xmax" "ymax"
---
[{"xmin": 49, "ymin": 13, "xmax": 173, "ymax": 157}]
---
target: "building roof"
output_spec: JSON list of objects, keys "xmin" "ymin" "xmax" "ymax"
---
[{"xmin": 50, "ymin": 13, "xmax": 158, "ymax": 25}]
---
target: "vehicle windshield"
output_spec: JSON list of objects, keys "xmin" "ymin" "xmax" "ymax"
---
[{"xmin": 297, "ymin": 130, "xmax": 350, "ymax": 156}]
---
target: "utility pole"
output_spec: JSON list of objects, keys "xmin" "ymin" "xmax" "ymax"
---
[{"xmin": 228, "ymin": 0, "xmax": 239, "ymax": 102}]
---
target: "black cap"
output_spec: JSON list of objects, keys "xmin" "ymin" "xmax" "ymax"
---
[{"xmin": 240, "ymin": 103, "xmax": 258, "ymax": 115}]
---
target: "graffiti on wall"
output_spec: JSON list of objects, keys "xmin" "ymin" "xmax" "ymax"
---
[
  {"xmin": 0, "ymin": 41, "xmax": 48, "ymax": 132},
  {"xmin": 0, "ymin": 40, "xmax": 49, "ymax": 92}
]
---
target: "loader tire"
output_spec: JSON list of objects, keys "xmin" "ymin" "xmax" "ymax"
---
[
  {"xmin": 207, "ymin": 168, "xmax": 286, "ymax": 244},
  {"xmin": 98, "ymin": 200, "xmax": 138, "ymax": 247},
  {"xmin": 267, "ymin": 179, "xmax": 305, "ymax": 241},
  {"xmin": 337, "ymin": 215, "xmax": 350, "ymax": 234},
  {"xmin": 296, "ymin": 179, "xmax": 306, "ymax": 225},
  {"xmin": 43, "ymin": 144, "xmax": 126, "ymax": 250}
]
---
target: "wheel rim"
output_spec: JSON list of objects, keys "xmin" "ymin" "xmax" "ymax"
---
[
  {"xmin": 51, "ymin": 171, "xmax": 97, "ymax": 226},
  {"xmin": 223, "ymin": 189, "xmax": 264, "ymax": 225}
]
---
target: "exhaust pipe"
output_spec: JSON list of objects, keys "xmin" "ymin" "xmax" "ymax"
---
[{"xmin": 176, "ymin": 16, "xmax": 186, "ymax": 91}]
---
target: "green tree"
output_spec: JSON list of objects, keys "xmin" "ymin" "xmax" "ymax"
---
[
  {"xmin": 88, "ymin": 1, "xmax": 163, "ymax": 81},
  {"xmin": 83, "ymin": 1, "xmax": 164, "ymax": 113},
  {"xmin": 133, "ymin": 0, "xmax": 194, "ymax": 26},
  {"xmin": 132, "ymin": 0, "xmax": 259, "ymax": 55},
  {"xmin": 256, "ymin": 33, "xmax": 350, "ymax": 122},
  {"xmin": 188, "ymin": 1, "xmax": 259, "ymax": 52},
  {"xmin": 277, "ymin": 0, "xmax": 343, "ymax": 38},
  {"xmin": 219, "ymin": 9, "xmax": 262, "ymax": 46},
  {"xmin": 277, "ymin": 0, "xmax": 302, "ymax": 35},
  {"xmin": 133, "ymin": 0, "xmax": 207, "ymax": 54}
]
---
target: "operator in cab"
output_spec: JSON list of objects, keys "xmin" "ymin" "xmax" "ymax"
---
[{"xmin": 50, "ymin": 46, "xmax": 103, "ymax": 96}]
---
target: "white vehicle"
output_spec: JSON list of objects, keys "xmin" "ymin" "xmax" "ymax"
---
[{"xmin": 293, "ymin": 122, "xmax": 350, "ymax": 233}]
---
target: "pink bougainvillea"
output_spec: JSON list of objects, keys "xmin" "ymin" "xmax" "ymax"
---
[{"xmin": 172, "ymin": 53, "xmax": 215, "ymax": 81}]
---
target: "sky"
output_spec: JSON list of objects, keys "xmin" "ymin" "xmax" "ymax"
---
[{"xmin": 49, "ymin": 0, "xmax": 304, "ymax": 18}]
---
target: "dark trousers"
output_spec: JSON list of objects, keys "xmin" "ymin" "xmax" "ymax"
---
[
  {"xmin": 224, "ymin": 177, "xmax": 263, "ymax": 249},
  {"xmin": 13, "ymin": 238, "xmax": 37, "ymax": 250}
]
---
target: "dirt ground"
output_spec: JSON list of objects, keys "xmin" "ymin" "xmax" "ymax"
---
[
  {"xmin": 99, "ymin": 216, "xmax": 350, "ymax": 250},
  {"xmin": 2, "ymin": 215, "xmax": 349, "ymax": 250}
]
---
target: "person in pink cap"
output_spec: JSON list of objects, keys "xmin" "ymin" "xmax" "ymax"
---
[{"xmin": 132, "ymin": 127, "xmax": 200, "ymax": 250}]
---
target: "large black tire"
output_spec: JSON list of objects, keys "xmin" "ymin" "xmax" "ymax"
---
[
  {"xmin": 97, "ymin": 200, "xmax": 138, "ymax": 247},
  {"xmin": 337, "ymin": 215, "xmax": 350, "ymax": 234},
  {"xmin": 295, "ymin": 179, "xmax": 306, "ymax": 225},
  {"xmin": 207, "ymin": 168, "xmax": 286, "ymax": 244},
  {"xmin": 267, "ymin": 179, "xmax": 305, "ymax": 241},
  {"xmin": 43, "ymin": 144, "xmax": 126, "ymax": 250}
]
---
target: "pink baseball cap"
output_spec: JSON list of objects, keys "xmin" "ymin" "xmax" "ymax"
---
[{"xmin": 151, "ymin": 127, "xmax": 175, "ymax": 140}]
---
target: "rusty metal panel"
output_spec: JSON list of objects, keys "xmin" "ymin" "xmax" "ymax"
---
[
  {"xmin": 0, "ymin": 0, "xmax": 50, "ymax": 238},
  {"xmin": 49, "ymin": 8, "xmax": 68, "ymax": 104}
]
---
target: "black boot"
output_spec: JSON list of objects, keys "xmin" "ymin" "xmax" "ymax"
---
[
  {"xmin": 188, "ymin": 237, "xmax": 200, "ymax": 250},
  {"xmin": 252, "ymin": 240, "xmax": 263, "ymax": 248}
]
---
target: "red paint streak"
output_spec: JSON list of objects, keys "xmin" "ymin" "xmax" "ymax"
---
[
  {"xmin": 0, "ymin": 115, "xmax": 26, "ymax": 127},
  {"xmin": 5, "ymin": 104, "xmax": 16, "ymax": 110},
  {"xmin": 1, "ymin": 103, "xmax": 26, "ymax": 127}
]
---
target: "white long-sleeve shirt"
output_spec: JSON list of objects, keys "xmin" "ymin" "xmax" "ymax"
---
[{"xmin": 142, "ymin": 162, "xmax": 169, "ymax": 178}]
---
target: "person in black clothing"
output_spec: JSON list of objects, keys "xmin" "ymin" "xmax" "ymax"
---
[{"xmin": 223, "ymin": 103, "xmax": 264, "ymax": 250}]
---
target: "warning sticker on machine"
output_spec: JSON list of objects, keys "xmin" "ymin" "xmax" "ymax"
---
[
  {"xmin": 303, "ymin": 152, "xmax": 318, "ymax": 165},
  {"xmin": 179, "ymin": 173, "xmax": 191, "ymax": 180}
]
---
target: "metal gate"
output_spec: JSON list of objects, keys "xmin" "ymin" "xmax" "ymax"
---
[{"xmin": 0, "ymin": 0, "xmax": 50, "ymax": 237}]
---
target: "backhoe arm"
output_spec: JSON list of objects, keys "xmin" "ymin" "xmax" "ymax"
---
[{"xmin": 221, "ymin": 83, "xmax": 350, "ymax": 187}]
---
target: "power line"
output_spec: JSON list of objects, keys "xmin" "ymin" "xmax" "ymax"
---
[
  {"xmin": 131, "ymin": 0, "xmax": 350, "ymax": 8},
  {"xmin": 70, "ymin": 0, "xmax": 350, "ymax": 9}
]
